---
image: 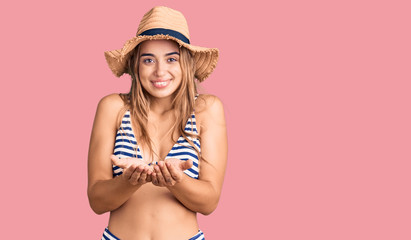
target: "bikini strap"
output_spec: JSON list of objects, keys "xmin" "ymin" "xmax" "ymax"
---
[{"xmin": 193, "ymin": 94, "xmax": 199, "ymax": 112}]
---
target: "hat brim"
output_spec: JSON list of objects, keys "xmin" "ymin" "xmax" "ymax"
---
[{"xmin": 104, "ymin": 34, "xmax": 218, "ymax": 82}]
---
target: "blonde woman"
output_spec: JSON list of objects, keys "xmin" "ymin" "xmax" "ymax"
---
[{"xmin": 88, "ymin": 6, "xmax": 227, "ymax": 240}]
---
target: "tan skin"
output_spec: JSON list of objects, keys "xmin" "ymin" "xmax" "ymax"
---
[{"xmin": 88, "ymin": 40, "xmax": 227, "ymax": 240}]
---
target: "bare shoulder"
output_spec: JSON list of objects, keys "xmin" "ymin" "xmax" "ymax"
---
[
  {"xmin": 97, "ymin": 93, "xmax": 125, "ymax": 112},
  {"xmin": 196, "ymin": 93, "xmax": 224, "ymax": 113},
  {"xmin": 195, "ymin": 94, "xmax": 226, "ymax": 128},
  {"xmin": 93, "ymin": 93, "xmax": 126, "ymax": 131}
]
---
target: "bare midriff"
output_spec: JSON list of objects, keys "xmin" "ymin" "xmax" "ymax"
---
[{"xmin": 108, "ymin": 183, "xmax": 199, "ymax": 240}]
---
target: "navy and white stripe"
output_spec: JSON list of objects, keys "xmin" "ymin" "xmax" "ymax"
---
[
  {"xmin": 113, "ymin": 111, "xmax": 201, "ymax": 179},
  {"xmin": 165, "ymin": 113, "xmax": 200, "ymax": 179},
  {"xmin": 102, "ymin": 228, "xmax": 205, "ymax": 240},
  {"xmin": 101, "ymin": 228, "xmax": 120, "ymax": 240},
  {"xmin": 188, "ymin": 230, "xmax": 205, "ymax": 240},
  {"xmin": 112, "ymin": 111, "xmax": 142, "ymax": 177}
]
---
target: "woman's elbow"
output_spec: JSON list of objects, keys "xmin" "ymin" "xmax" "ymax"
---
[
  {"xmin": 89, "ymin": 201, "xmax": 109, "ymax": 215},
  {"xmin": 198, "ymin": 198, "xmax": 219, "ymax": 215},
  {"xmin": 88, "ymin": 191, "xmax": 113, "ymax": 215},
  {"xmin": 199, "ymin": 205, "xmax": 218, "ymax": 215},
  {"xmin": 197, "ymin": 187, "xmax": 222, "ymax": 215}
]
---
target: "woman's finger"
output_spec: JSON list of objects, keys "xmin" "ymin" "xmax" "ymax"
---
[
  {"xmin": 122, "ymin": 164, "xmax": 137, "ymax": 180},
  {"xmin": 179, "ymin": 159, "xmax": 193, "ymax": 171},
  {"xmin": 129, "ymin": 165, "xmax": 143, "ymax": 185},
  {"xmin": 146, "ymin": 174, "xmax": 152, "ymax": 182},
  {"xmin": 159, "ymin": 161, "xmax": 174, "ymax": 184},
  {"xmin": 151, "ymin": 172, "xmax": 159, "ymax": 186},
  {"xmin": 166, "ymin": 162, "xmax": 181, "ymax": 181},
  {"xmin": 112, "ymin": 155, "xmax": 148, "ymax": 169},
  {"xmin": 138, "ymin": 167, "xmax": 148, "ymax": 184},
  {"xmin": 111, "ymin": 155, "xmax": 129, "ymax": 169},
  {"xmin": 155, "ymin": 165, "xmax": 166, "ymax": 186}
]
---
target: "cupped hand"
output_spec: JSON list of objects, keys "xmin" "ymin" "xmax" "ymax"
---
[
  {"xmin": 111, "ymin": 155, "xmax": 153, "ymax": 185},
  {"xmin": 151, "ymin": 158, "xmax": 193, "ymax": 187}
]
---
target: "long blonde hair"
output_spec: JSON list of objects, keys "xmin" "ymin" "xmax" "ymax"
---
[{"xmin": 119, "ymin": 42, "xmax": 200, "ymax": 160}]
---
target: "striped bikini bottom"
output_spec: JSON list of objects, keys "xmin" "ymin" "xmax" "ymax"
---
[{"xmin": 101, "ymin": 228, "xmax": 205, "ymax": 240}]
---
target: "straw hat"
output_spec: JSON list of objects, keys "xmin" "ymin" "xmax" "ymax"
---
[{"xmin": 104, "ymin": 6, "xmax": 219, "ymax": 82}]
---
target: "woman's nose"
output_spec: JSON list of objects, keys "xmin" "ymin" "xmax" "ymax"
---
[{"xmin": 155, "ymin": 61, "xmax": 167, "ymax": 76}]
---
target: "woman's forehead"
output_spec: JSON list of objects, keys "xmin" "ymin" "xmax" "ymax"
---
[{"xmin": 139, "ymin": 39, "xmax": 179, "ymax": 53}]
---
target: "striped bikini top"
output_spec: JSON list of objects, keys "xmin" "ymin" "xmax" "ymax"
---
[{"xmin": 112, "ymin": 110, "xmax": 201, "ymax": 179}]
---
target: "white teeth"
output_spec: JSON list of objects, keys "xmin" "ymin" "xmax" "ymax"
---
[{"xmin": 153, "ymin": 81, "xmax": 168, "ymax": 87}]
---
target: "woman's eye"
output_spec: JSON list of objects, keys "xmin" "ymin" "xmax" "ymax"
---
[
  {"xmin": 143, "ymin": 59, "xmax": 154, "ymax": 63},
  {"xmin": 168, "ymin": 58, "xmax": 178, "ymax": 62}
]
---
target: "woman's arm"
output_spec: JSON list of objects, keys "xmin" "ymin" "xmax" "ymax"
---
[
  {"xmin": 87, "ymin": 94, "xmax": 152, "ymax": 214},
  {"xmin": 151, "ymin": 95, "xmax": 228, "ymax": 215}
]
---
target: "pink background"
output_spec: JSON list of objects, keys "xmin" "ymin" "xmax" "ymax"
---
[{"xmin": 1, "ymin": 0, "xmax": 410, "ymax": 239}]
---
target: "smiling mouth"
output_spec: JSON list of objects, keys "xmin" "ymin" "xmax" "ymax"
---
[{"xmin": 151, "ymin": 79, "xmax": 171, "ymax": 88}]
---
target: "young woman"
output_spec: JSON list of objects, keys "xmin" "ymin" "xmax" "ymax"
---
[{"xmin": 87, "ymin": 6, "xmax": 227, "ymax": 240}]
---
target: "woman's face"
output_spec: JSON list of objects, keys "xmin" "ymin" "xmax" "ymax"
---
[{"xmin": 138, "ymin": 40, "xmax": 182, "ymax": 99}]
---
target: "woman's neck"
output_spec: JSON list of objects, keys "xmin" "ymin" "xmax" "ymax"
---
[{"xmin": 149, "ymin": 95, "xmax": 175, "ymax": 116}]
